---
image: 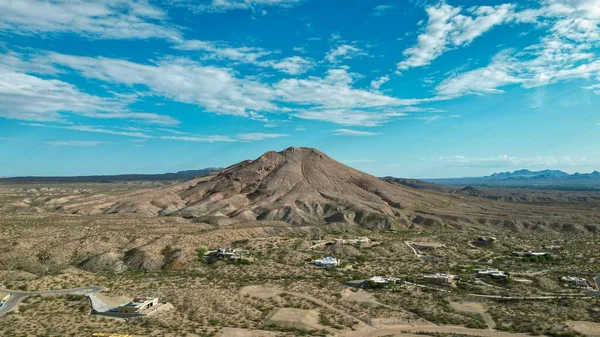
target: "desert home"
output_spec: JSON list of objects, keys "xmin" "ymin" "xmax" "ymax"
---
[
  {"xmin": 561, "ymin": 276, "xmax": 588, "ymax": 288},
  {"xmin": 314, "ymin": 256, "xmax": 340, "ymax": 267},
  {"xmin": 473, "ymin": 236, "xmax": 496, "ymax": 246},
  {"xmin": 423, "ymin": 273, "xmax": 456, "ymax": 284},
  {"xmin": 473, "ymin": 268, "xmax": 509, "ymax": 281},
  {"xmin": 116, "ymin": 297, "xmax": 158, "ymax": 314},
  {"xmin": 335, "ymin": 237, "xmax": 370, "ymax": 245},
  {"xmin": 512, "ymin": 251, "xmax": 551, "ymax": 257}
]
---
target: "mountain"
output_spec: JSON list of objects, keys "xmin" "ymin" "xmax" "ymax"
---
[
  {"xmin": 0, "ymin": 168, "xmax": 220, "ymax": 184},
  {"xmin": 61, "ymin": 147, "xmax": 456, "ymax": 230},
  {"xmin": 426, "ymin": 169, "xmax": 600, "ymax": 190}
]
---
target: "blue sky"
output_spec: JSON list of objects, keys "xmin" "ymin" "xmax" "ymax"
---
[{"xmin": 1, "ymin": 0, "xmax": 600, "ymax": 178}]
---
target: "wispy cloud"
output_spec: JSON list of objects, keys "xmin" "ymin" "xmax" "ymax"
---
[
  {"xmin": 438, "ymin": 154, "xmax": 590, "ymax": 168},
  {"xmin": 333, "ymin": 129, "xmax": 379, "ymax": 136},
  {"xmin": 294, "ymin": 109, "xmax": 407, "ymax": 127},
  {"xmin": 159, "ymin": 135, "xmax": 235, "ymax": 143},
  {"xmin": 371, "ymin": 5, "xmax": 396, "ymax": 17},
  {"xmin": 398, "ymin": 2, "xmax": 516, "ymax": 71},
  {"xmin": 0, "ymin": 0, "xmax": 181, "ymax": 41},
  {"xmin": 44, "ymin": 53, "xmax": 419, "ymax": 126},
  {"xmin": 370, "ymin": 75, "xmax": 390, "ymax": 90},
  {"xmin": 182, "ymin": 0, "xmax": 303, "ymax": 13},
  {"xmin": 326, "ymin": 44, "xmax": 367, "ymax": 63},
  {"xmin": 236, "ymin": 133, "xmax": 288, "ymax": 141},
  {"xmin": 0, "ymin": 66, "xmax": 178, "ymax": 125},
  {"xmin": 46, "ymin": 140, "xmax": 108, "ymax": 147}
]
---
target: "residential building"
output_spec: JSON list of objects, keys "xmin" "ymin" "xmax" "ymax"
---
[
  {"xmin": 423, "ymin": 273, "xmax": 456, "ymax": 284},
  {"xmin": 561, "ymin": 276, "xmax": 588, "ymax": 288},
  {"xmin": 473, "ymin": 268, "xmax": 509, "ymax": 280},
  {"xmin": 473, "ymin": 236, "xmax": 496, "ymax": 246},
  {"xmin": 335, "ymin": 237, "xmax": 370, "ymax": 245},
  {"xmin": 314, "ymin": 256, "xmax": 340, "ymax": 268},
  {"xmin": 116, "ymin": 297, "xmax": 159, "ymax": 314},
  {"xmin": 512, "ymin": 251, "xmax": 551, "ymax": 257}
]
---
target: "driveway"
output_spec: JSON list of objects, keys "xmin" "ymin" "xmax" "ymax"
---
[{"xmin": 0, "ymin": 286, "xmax": 104, "ymax": 317}]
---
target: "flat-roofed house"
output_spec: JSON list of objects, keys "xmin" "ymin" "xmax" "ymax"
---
[
  {"xmin": 314, "ymin": 256, "xmax": 340, "ymax": 268},
  {"xmin": 423, "ymin": 273, "xmax": 456, "ymax": 284},
  {"xmin": 116, "ymin": 297, "xmax": 158, "ymax": 314},
  {"xmin": 561, "ymin": 276, "xmax": 588, "ymax": 288}
]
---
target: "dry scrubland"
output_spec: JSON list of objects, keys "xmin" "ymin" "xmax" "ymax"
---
[{"xmin": 1, "ymin": 179, "xmax": 600, "ymax": 337}]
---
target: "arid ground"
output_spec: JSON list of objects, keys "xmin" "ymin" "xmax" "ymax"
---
[{"xmin": 1, "ymin": 148, "xmax": 599, "ymax": 337}]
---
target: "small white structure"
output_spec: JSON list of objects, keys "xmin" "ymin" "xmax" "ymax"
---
[
  {"xmin": 314, "ymin": 256, "xmax": 340, "ymax": 268},
  {"xmin": 561, "ymin": 276, "xmax": 588, "ymax": 288},
  {"xmin": 512, "ymin": 251, "xmax": 550, "ymax": 257},
  {"xmin": 474, "ymin": 268, "xmax": 509, "ymax": 280},
  {"xmin": 369, "ymin": 276, "xmax": 402, "ymax": 284},
  {"xmin": 117, "ymin": 297, "xmax": 159, "ymax": 314},
  {"xmin": 335, "ymin": 237, "xmax": 370, "ymax": 245},
  {"xmin": 423, "ymin": 273, "xmax": 456, "ymax": 284}
]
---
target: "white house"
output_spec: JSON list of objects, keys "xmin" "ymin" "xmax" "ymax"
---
[
  {"xmin": 474, "ymin": 268, "xmax": 509, "ymax": 280},
  {"xmin": 314, "ymin": 256, "xmax": 340, "ymax": 267},
  {"xmin": 561, "ymin": 276, "xmax": 588, "ymax": 288},
  {"xmin": 423, "ymin": 273, "xmax": 456, "ymax": 284}
]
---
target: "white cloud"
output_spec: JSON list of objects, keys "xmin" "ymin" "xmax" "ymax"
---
[
  {"xmin": 294, "ymin": 109, "xmax": 406, "ymax": 127},
  {"xmin": 160, "ymin": 135, "xmax": 235, "ymax": 142},
  {"xmin": 438, "ymin": 154, "xmax": 589, "ymax": 168},
  {"xmin": 47, "ymin": 140, "xmax": 108, "ymax": 147},
  {"xmin": 398, "ymin": 2, "xmax": 516, "ymax": 71},
  {"xmin": 436, "ymin": 51, "xmax": 521, "ymax": 96},
  {"xmin": 276, "ymin": 68, "xmax": 419, "ymax": 109},
  {"xmin": 236, "ymin": 132, "xmax": 288, "ymax": 141},
  {"xmin": 333, "ymin": 129, "xmax": 379, "ymax": 136},
  {"xmin": 372, "ymin": 5, "xmax": 396, "ymax": 17},
  {"xmin": 268, "ymin": 56, "xmax": 314, "ymax": 75},
  {"xmin": 0, "ymin": 68, "xmax": 177, "ymax": 125},
  {"xmin": 187, "ymin": 0, "xmax": 303, "ymax": 12},
  {"xmin": 584, "ymin": 83, "xmax": 600, "ymax": 94},
  {"xmin": 174, "ymin": 40, "xmax": 272, "ymax": 63},
  {"xmin": 325, "ymin": 44, "xmax": 367, "ymax": 63},
  {"xmin": 433, "ymin": 0, "xmax": 600, "ymax": 97},
  {"xmin": 41, "ymin": 53, "xmax": 421, "ymax": 127},
  {"xmin": 0, "ymin": 0, "xmax": 181, "ymax": 41},
  {"xmin": 175, "ymin": 41, "xmax": 313, "ymax": 74},
  {"xmin": 24, "ymin": 123, "xmax": 153, "ymax": 138},
  {"xmin": 370, "ymin": 75, "xmax": 390, "ymax": 90},
  {"xmin": 46, "ymin": 52, "xmax": 279, "ymax": 118}
]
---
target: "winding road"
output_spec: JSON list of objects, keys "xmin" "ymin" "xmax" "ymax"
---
[{"xmin": 0, "ymin": 286, "xmax": 104, "ymax": 318}]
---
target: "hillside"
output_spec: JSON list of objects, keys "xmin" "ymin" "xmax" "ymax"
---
[{"xmin": 53, "ymin": 147, "xmax": 463, "ymax": 230}]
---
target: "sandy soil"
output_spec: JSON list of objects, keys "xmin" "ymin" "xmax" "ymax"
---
[
  {"xmin": 567, "ymin": 321, "xmax": 600, "ymax": 336},
  {"xmin": 240, "ymin": 285, "xmax": 281, "ymax": 299},
  {"xmin": 95, "ymin": 293, "xmax": 132, "ymax": 307},
  {"xmin": 340, "ymin": 288, "xmax": 378, "ymax": 306},
  {"xmin": 450, "ymin": 301, "xmax": 496, "ymax": 329}
]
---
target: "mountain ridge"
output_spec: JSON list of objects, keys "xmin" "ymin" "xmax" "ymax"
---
[
  {"xmin": 0, "ymin": 168, "xmax": 221, "ymax": 183},
  {"xmin": 426, "ymin": 169, "xmax": 600, "ymax": 190}
]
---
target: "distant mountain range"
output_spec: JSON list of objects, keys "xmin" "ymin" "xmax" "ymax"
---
[
  {"xmin": 426, "ymin": 169, "xmax": 600, "ymax": 190},
  {"xmin": 0, "ymin": 168, "xmax": 220, "ymax": 183}
]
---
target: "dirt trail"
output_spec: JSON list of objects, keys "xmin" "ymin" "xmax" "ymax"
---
[
  {"xmin": 240, "ymin": 286, "xmax": 543, "ymax": 337},
  {"xmin": 342, "ymin": 324, "xmax": 537, "ymax": 337},
  {"xmin": 450, "ymin": 301, "xmax": 496, "ymax": 329}
]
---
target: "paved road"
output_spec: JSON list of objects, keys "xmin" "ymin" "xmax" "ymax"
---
[
  {"xmin": 87, "ymin": 293, "xmax": 113, "ymax": 313},
  {"xmin": 0, "ymin": 286, "xmax": 104, "ymax": 317}
]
